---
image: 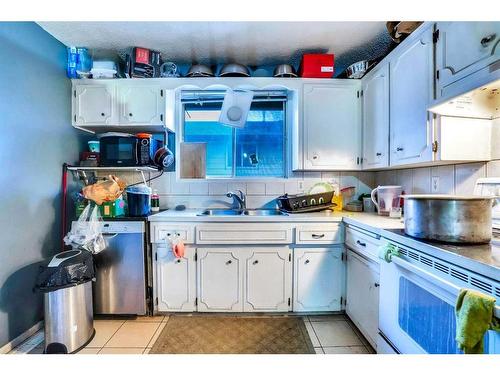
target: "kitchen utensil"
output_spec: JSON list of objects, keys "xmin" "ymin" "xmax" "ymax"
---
[
  {"xmin": 160, "ymin": 62, "xmax": 179, "ymax": 77},
  {"xmin": 307, "ymin": 182, "xmax": 334, "ymax": 194},
  {"xmin": 277, "ymin": 191, "xmax": 335, "ymax": 213},
  {"xmin": 299, "ymin": 54, "xmax": 334, "ymax": 78},
  {"xmin": 87, "ymin": 141, "xmax": 100, "ymax": 152},
  {"xmin": 186, "ymin": 64, "xmax": 215, "ymax": 77},
  {"xmin": 273, "ymin": 64, "xmax": 297, "ymax": 78},
  {"xmin": 128, "ymin": 47, "xmax": 162, "ymax": 78},
  {"xmin": 153, "ymin": 146, "xmax": 174, "ymax": 170},
  {"xmin": 345, "ymin": 201, "xmax": 363, "ymax": 212},
  {"xmin": 371, "ymin": 185, "xmax": 403, "ymax": 216},
  {"xmin": 345, "ymin": 60, "xmax": 374, "ymax": 79},
  {"xmin": 403, "ymin": 194, "xmax": 494, "ymax": 244},
  {"xmin": 219, "ymin": 63, "xmax": 250, "ymax": 77},
  {"xmin": 363, "ymin": 197, "xmax": 376, "ymax": 212}
]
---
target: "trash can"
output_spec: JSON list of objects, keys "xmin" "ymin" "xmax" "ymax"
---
[{"xmin": 35, "ymin": 249, "xmax": 95, "ymax": 354}]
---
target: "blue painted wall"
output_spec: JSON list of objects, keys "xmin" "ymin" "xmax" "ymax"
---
[{"xmin": 0, "ymin": 22, "xmax": 83, "ymax": 348}]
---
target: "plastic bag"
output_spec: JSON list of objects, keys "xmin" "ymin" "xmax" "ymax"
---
[
  {"xmin": 35, "ymin": 249, "xmax": 95, "ymax": 292},
  {"xmin": 82, "ymin": 175, "xmax": 126, "ymax": 205},
  {"xmin": 63, "ymin": 204, "xmax": 106, "ymax": 254}
]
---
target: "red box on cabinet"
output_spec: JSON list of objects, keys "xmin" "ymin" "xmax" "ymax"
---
[{"xmin": 299, "ymin": 54, "xmax": 335, "ymax": 78}]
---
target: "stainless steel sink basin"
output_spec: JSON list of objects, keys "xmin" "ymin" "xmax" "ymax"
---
[
  {"xmin": 198, "ymin": 209, "xmax": 244, "ymax": 216},
  {"xmin": 243, "ymin": 209, "xmax": 287, "ymax": 216},
  {"xmin": 198, "ymin": 209, "xmax": 287, "ymax": 216}
]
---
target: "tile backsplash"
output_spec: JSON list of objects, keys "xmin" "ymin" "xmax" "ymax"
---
[
  {"xmin": 374, "ymin": 159, "xmax": 500, "ymax": 195},
  {"xmin": 149, "ymin": 171, "xmax": 376, "ymax": 209}
]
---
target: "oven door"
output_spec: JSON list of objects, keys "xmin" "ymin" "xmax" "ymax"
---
[
  {"xmin": 379, "ymin": 253, "xmax": 499, "ymax": 354},
  {"xmin": 100, "ymin": 136, "xmax": 138, "ymax": 167}
]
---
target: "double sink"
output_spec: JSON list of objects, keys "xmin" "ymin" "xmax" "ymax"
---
[{"xmin": 198, "ymin": 209, "xmax": 287, "ymax": 216}]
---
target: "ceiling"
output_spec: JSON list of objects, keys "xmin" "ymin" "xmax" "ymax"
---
[{"xmin": 37, "ymin": 22, "xmax": 394, "ymax": 75}]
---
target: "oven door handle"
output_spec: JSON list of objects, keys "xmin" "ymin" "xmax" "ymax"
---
[{"xmin": 391, "ymin": 256, "xmax": 500, "ymax": 319}]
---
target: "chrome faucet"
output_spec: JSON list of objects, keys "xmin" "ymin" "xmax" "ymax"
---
[{"xmin": 226, "ymin": 190, "xmax": 246, "ymax": 210}]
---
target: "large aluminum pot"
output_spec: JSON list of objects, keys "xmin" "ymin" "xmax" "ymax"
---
[{"xmin": 403, "ymin": 194, "xmax": 493, "ymax": 244}]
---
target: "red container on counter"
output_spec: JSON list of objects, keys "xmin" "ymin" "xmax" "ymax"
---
[{"xmin": 299, "ymin": 54, "xmax": 335, "ymax": 78}]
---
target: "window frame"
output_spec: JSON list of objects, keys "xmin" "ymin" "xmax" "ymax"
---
[{"xmin": 180, "ymin": 94, "xmax": 288, "ymax": 180}]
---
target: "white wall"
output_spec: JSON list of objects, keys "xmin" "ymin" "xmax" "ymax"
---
[{"xmin": 375, "ymin": 160, "xmax": 500, "ymax": 195}]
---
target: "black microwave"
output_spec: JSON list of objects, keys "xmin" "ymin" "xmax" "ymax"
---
[{"xmin": 99, "ymin": 132, "xmax": 163, "ymax": 167}]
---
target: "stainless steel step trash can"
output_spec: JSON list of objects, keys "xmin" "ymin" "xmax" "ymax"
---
[{"xmin": 35, "ymin": 249, "xmax": 95, "ymax": 354}]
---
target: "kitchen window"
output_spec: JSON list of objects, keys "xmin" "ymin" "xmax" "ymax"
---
[{"xmin": 182, "ymin": 90, "xmax": 287, "ymax": 178}]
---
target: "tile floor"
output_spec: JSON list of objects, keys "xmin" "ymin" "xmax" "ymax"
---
[{"xmin": 12, "ymin": 313, "xmax": 375, "ymax": 355}]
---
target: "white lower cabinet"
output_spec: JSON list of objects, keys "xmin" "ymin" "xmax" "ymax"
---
[
  {"xmin": 346, "ymin": 249, "xmax": 380, "ymax": 348},
  {"xmin": 155, "ymin": 245, "xmax": 196, "ymax": 312},
  {"xmin": 197, "ymin": 247, "xmax": 292, "ymax": 313},
  {"xmin": 243, "ymin": 248, "xmax": 292, "ymax": 312},
  {"xmin": 197, "ymin": 248, "xmax": 243, "ymax": 312},
  {"xmin": 293, "ymin": 247, "xmax": 344, "ymax": 312}
]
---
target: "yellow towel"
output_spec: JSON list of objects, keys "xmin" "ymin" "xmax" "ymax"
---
[{"xmin": 455, "ymin": 289, "xmax": 500, "ymax": 354}]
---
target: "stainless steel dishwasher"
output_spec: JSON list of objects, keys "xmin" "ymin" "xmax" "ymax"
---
[{"xmin": 93, "ymin": 221, "xmax": 147, "ymax": 315}]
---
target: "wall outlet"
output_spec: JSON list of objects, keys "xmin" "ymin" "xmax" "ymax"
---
[{"xmin": 432, "ymin": 176, "xmax": 440, "ymax": 193}]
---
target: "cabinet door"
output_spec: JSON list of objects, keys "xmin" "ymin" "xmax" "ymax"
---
[
  {"xmin": 436, "ymin": 22, "xmax": 500, "ymax": 91},
  {"xmin": 197, "ymin": 248, "xmax": 243, "ymax": 312},
  {"xmin": 155, "ymin": 245, "xmax": 196, "ymax": 312},
  {"xmin": 293, "ymin": 247, "xmax": 343, "ymax": 312},
  {"xmin": 390, "ymin": 28, "xmax": 434, "ymax": 166},
  {"xmin": 73, "ymin": 84, "xmax": 115, "ymax": 125},
  {"xmin": 118, "ymin": 85, "xmax": 165, "ymax": 125},
  {"xmin": 303, "ymin": 84, "xmax": 361, "ymax": 170},
  {"xmin": 362, "ymin": 64, "xmax": 389, "ymax": 169},
  {"xmin": 243, "ymin": 248, "xmax": 292, "ymax": 312},
  {"xmin": 346, "ymin": 249, "xmax": 380, "ymax": 348}
]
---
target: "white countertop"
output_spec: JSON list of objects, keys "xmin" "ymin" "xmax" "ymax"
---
[{"xmin": 148, "ymin": 209, "xmax": 405, "ymax": 226}]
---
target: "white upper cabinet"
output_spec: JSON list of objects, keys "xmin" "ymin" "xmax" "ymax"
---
[
  {"xmin": 362, "ymin": 63, "xmax": 390, "ymax": 169},
  {"xmin": 389, "ymin": 27, "xmax": 434, "ymax": 166},
  {"xmin": 435, "ymin": 22, "xmax": 500, "ymax": 96},
  {"xmin": 118, "ymin": 85, "xmax": 165, "ymax": 125},
  {"xmin": 72, "ymin": 81, "xmax": 166, "ymax": 129},
  {"xmin": 73, "ymin": 84, "xmax": 115, "ymax": 126},
  {"xmin": 293, "ymin": 247, "xmax": 343, "ymax": 312},
  {"xmin": 197, "ymin": 248, "xmax": 243, "ymax": 312},
  {"xmin": 243, "ymin": 248, "xmax": 291, "ymax": 312},
  {"xmin": 302, "ymin": 82, "xmax": 361, "ymax": 170},
  {"xmin": 155, "ymin": 245, "xmax": 196, "ymax": 312}
]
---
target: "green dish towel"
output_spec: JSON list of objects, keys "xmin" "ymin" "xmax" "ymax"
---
[
  {"xmin": 378, "ymin": 243, "xmax": 400, "ymax": 263},
  {"xmin": 455, "ymin": 288, "xmax": 500, "ymax": 354}
]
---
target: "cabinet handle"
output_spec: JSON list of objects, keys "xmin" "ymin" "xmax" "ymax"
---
[
  {"xmin": 129, "ymin": 113, "xmax": 133, "ymax": 117},
  {"xmin": 226, "ymin": 260, "xmax": 232, "ymax": 265},
  {"xmin": 376, "ymin": 152, "xmax": 382, "ymax": 156},
  {"xmin": 253, "ymin": 260, "xmax": 259, "ymax": 265},
  {"xmin": 374, "ymin": 282, "xmax": 380, "ymax": 287},
  {"xmin": 312, "ymin": 155, "xmax": 318, "ymax": 160},
  {"xmin": 481, "ymin": 33, "xmax": 496, "ymax": 47},
  {"xmin": 356, "ymin": 240, "xmax": 367, "ymax": 247},
  {"xmin": 396, "ymin": 147, "xmax": 404, "ymax": 152},
  {"xmin": 312, "ymin": 233, "xmax": 325, "ymax": 239},
  {"xmin": 176, "ymin": 259, "xmax": 181, "ymax": 264},
  {"xmin": 305, "ymin": 259, "xmax": 310, "ymax": 264},
  {"xmin": 101, "ymin": 113, "xmax": 105, "ymax": 117}
]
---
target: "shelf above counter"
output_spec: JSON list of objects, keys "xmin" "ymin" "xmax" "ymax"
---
[{"xmin": 66, "ymin": 165, "xmax": 161, "ymax": 172}]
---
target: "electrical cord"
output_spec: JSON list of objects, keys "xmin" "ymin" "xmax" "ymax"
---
[{"xmin": 127, "ymin": 170, "xmax": 164, "ymax": 187}]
